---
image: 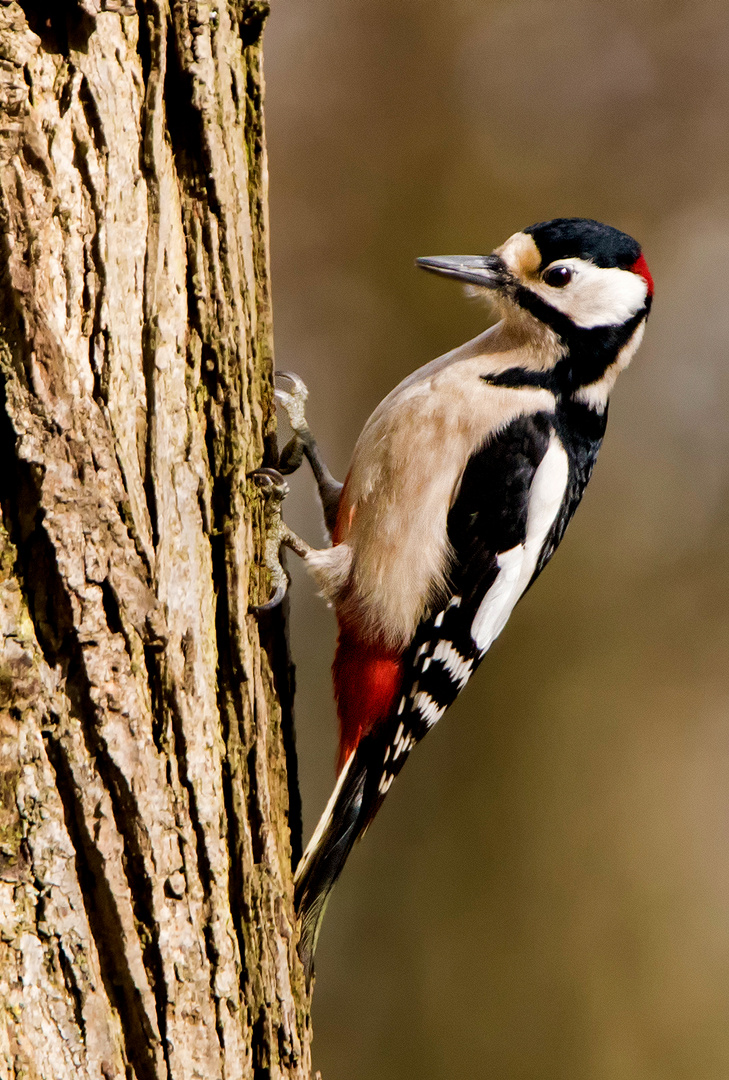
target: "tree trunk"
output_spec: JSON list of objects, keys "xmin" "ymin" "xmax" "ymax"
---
[{"xmin": 0, "ymin": 3, "xmax": 311, "ymax": 1078}]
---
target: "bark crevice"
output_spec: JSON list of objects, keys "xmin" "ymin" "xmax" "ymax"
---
[{"xmin": 42, "ymin": 731, "xmax": 163, "ymax": 1080}]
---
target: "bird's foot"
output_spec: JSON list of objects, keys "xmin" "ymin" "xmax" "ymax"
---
[
  {"xmin": 275, "ymin": 371, "xmax": 312, "ymax": 475},
  {"xmin": 274, "ymin": 371, "xmax": 343, "ymax": 537},
  {"xmin": 276, "ymin": 370, "xmax": 310, "ymax": 436},
  {"xmin": 249, "ymin": 468, "xmax": 311, "ymax": 613}
]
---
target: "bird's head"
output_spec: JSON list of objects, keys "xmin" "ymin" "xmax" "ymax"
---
[
  {"xmin": 417, "ymin": 217, "xmax": 653, "ymax": 391},
  {"xmin": 417, "ymin": 218, "xmax": 653, "ymax": 329}
]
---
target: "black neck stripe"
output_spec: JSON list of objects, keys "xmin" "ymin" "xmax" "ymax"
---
[
  {"xmin": 480, "ymin": 370, "xmax": 611, "ymax": 432},
  {"xmin": 481, "ymin": 368, "xmax": 555, "ymax": 391},
  {"xmin": 514, "ymin": 285, "xmax": 577, "ymax": 339},
  {"xmin": 503, "ymin": 290, "xmax": 648, "ymax": 391}
]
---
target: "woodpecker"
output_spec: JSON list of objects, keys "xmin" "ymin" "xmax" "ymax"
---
[{"xmin": 256, "ymin": 217, "xmax": 653, "ymax": 984}]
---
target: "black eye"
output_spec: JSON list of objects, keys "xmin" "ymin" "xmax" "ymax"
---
[{"xmin": 543, "ymin": 265, "xmax": 573, "ymax": 288}]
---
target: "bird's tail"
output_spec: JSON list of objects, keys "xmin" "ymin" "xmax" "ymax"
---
[{"xmin": 294, "ymin": 734, "xmax": 390, "ymax": 987}]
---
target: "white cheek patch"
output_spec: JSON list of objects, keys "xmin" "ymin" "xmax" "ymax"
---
[
  {"xmin": 530, "ymin": 258, "xmax": 648, "ymax": 329},
  {"xmin": 470, "ymin": 435, "xmax": 569, "ymax": 652}
]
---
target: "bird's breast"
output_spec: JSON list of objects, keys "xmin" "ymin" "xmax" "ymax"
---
[{"xmin": 335, "ymin": 364, "xmax": 558, "ymax": 649}]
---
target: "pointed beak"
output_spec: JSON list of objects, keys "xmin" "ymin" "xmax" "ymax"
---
[{"xmin": 416, "ymin": 254, "xmax": 511, "ymax": 289}]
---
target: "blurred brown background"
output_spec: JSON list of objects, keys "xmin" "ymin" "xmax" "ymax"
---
[{"xmin": 264, "ymin": 1, "xmax": 729, "ymax": 1076}]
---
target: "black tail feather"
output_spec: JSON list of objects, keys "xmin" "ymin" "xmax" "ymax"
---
[{"xmin": 294, "ymin": 733, "xmax": 392, "ymax": 987}]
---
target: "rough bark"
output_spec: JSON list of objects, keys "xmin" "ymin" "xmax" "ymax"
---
[{"xmin": 0, "ymin": 3, "xmax": 311, "ymax": 1078}]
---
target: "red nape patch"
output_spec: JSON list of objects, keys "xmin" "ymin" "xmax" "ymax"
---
[
  {"xmin": 333, "ymin": 627, "xmax": 403, "ymax": 772},
  {"xmin": 630, "ymin": 253, "xmax": 654, "ymax": 297}
]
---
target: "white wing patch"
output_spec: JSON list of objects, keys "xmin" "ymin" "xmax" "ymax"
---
[
  {"xmin": 471, "ymin": 544, "xmax": 524, "ymax": 651},
  {"xmin": 471, "ymin": 434, "xmax": 569, "ymax": 652}
]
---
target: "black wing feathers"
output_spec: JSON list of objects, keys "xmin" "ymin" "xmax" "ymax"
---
[{"xmin": 448, "ymin": 413, "xmax": 552, "ymax": 607}]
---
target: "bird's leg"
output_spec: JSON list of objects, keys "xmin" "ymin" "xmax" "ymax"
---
[
  {"xmin": 275, "ymin": 371, "xmax": 343, "ymax": 540},
  {"xmin": 249, "ymin": 468, "xmax": 313, "ymax": 613}
]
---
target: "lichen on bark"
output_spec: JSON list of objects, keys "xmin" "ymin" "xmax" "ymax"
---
[{"xmin": 0, "ymin": 3, "xmax": 309, "ymax": 1078}]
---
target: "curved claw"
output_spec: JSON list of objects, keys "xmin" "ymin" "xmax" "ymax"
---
[
  {"xmin": 251, "ymin": 466, "xmax": 285, "ymax": 484},
  {"xmin": 250, "ymin": 468, "xmax": 290, "ymax": 500},
  {"xmin": 275, "ymin": 370, "xmax": 309, "ymax": 399},
  {"xmin": 250, "ymin": 581, "xmax": 288, "ymax": 614}
]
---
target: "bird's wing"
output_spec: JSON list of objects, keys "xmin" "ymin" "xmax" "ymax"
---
[{"xmin": 374, "ymin": 411, "xmax": 571, "ymax": 790}]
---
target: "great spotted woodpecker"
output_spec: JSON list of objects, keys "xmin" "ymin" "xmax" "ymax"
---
[{"xmin": 255, "ymin": 217, "xmax": 653, "ymax": 984}]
